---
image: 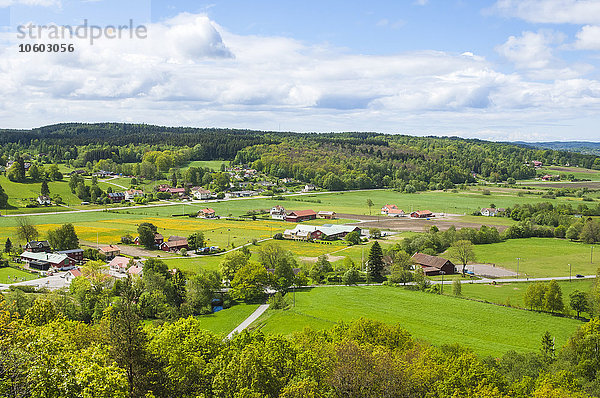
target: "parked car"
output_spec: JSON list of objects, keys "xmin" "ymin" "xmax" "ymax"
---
[{"xmin": 576, "ymin": 274, "xmax": 584, "ymax": 278}]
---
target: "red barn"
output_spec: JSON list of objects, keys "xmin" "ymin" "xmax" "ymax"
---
[
  {"xmin": 285, "ymin": 209, "xmax": 317, "ymax": 222},
  {"xmin": 410, "ymin": 210, "xmax": 434, "ymax": 218}
]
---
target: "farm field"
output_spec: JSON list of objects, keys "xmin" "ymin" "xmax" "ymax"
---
[
  {"xmin": 469, "ymin": 238, "xmax": 597, "ymax": 278},
  {"xmin": 459, "ymin": 279, "xmax": 596, "ymax": 314},
  {"xmin": 252, "ymin": 285, "xmax": 583, "ymax": 357},
  {"xmin": 0, "ymin": 267, "xmax": 39, "ymax": 284}
]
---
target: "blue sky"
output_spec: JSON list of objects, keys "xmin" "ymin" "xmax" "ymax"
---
[{"xmin": 1, "ymin": 0, "xmax": 600, "ymax": 141}]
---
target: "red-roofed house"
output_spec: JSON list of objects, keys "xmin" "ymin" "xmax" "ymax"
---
[
  {"xmin": 108, "ymin": 256, "xmax": 131, "ymax": 274},
  {"xmin": 285, "ymin": 209, "xmax": 317, "ymax": 222},
  {"xmin": 168, "ymin": 187, "xmax": 186, "ymax": 196},
  {"xmin": 197, "ymin": 208, "xmax": 216, "ymax": 219},
  {"xmin": 410, "ymin": 210, "xmax": 434, "ymax": 218},
  {"xmin": 99, "ymin": 245, "xmax": 121, "ymax": 259},
  {"xmin": 382, "ymin": 204, "xmax": 405, "ymax": 217},
  {"xmin": 381, "ymin": 204, "xmax": 398, "ymax": 215},
  {"xmin": 128, "ymin": 265, "xmax": 143, "ymax": 276},
  {"xmin": 65, "ymin": 268, "xmax": 82, "ymax": 284}
]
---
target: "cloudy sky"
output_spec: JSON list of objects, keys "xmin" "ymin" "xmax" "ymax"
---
[{"xmin": 1, "ymin": 0, "xmax": 600, "ymax": 141}]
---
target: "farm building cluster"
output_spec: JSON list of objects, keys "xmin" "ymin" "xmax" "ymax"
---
[
  {"xmin": 381, "ymin": 204, "xmax": 434, "ymax": 218},
  {"xmin": 270, "ymin": 206, "xmax": 337, "ymax": 222}
]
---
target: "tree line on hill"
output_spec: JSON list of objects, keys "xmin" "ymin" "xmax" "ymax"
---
[{"xmin": 1, "ymin": 123, "xmax": 599, "ymax": 195}]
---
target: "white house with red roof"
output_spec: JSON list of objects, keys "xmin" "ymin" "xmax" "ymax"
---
[{"xmin": 197, "ymin": 208, "xmax": 216, "ymax": 219}]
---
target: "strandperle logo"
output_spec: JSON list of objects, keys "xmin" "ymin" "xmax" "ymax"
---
[{"xmin": 16, "ymin": 19, "xmax": 148, "ymax": 45}]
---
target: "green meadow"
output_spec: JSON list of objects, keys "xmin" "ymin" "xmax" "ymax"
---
[
  {"xmin": 470, "ymin": 238, "xmax": 597, "ymax": 278},
  {"xmin": 252, "ymin": 285, "xmax": 583, "ymax": 357},
  {"xmin": 194, "ymin": 303, "xmax": 259, "ymax": 336},
  {"xmin": 0, "ymin": 267, "xmax": 39, "ymax": 284}
]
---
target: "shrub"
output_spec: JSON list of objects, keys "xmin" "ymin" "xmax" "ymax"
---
[
  {"xmin": 342, "ymin": 268, "xmax": 360, "ymax": 285},
  {"xmin": 268, "ymin": 292, "xmax": 289, "ymax": 309}
]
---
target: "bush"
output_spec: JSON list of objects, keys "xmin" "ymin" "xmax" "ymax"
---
[
  {"xmin": 482, "ymin": 189, "xmax": 491, "ymax": 195},
  {"xmin": 120, "ymin": 234, "xmax": 133, "ymax": 244},
  {"xmin": 267, "ymin": 292, "xmax": 289, "ymax": 309},
  {"xmin": 273, "ymin": 232, "xmax": 284, "ymax": 240},
  {"xmin": 9, "ymin": 285, "xmax": 37, "ymax": 293},
  {"xmin": 342, "ymin": 268, "xmax": 360, "ymax": 285}
]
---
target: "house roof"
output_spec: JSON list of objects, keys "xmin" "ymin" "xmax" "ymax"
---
[
  {"xmin": 387, "ymin": 209, "xmax": 405, "ymax": 214},
  {"xmin": 25, "ymin": 240, "xmax": 51, "ymax": 249},
  {"xmin": 168, "ymin": 235, "xmax": 186, "ymax": 242},
  {"xmin": 411, "ymin": 252, "xmax": 453, "ymax": 269},
  {"xmin": 192, "ymin": 187, "xmax": 211, "ymax": 194},
  {"xmin": 198, "ymin": 208, "xmax": 215, "ymax": 214},
  {"xmin": 57, "ymin": 248, "xmax": 83, "ymax": 254},
  {"xmin": 109, "ymin": 256, "xmax": 131, "ymax": 269},
  {"xmin": 382, "ymin": 204, "xmax": 398, "ymax": 210},
  {"xmin": 412, "ymin": 210, "xmax": 433, "ymax": 215},
  {"xmin": 481, "ymin": 208, "xmax": 498, "ymax": 212},
  {"xmin": 318, "ymin": 211, "xmax": 335, "ymax": 215},
  {"xmin": 162, "ymin": 239, "xmax": 188, "ymax": 248},
  {"xmin": 168, "ymin": 188, "xmax": 186, "ymax": 193},
  {"xmin": 286, "ymin": 224, "xmax": 360, "ymax": 237},
  {"xmin": 288, "ymin": 209, "xmax": 317, "ymax": 217},
  {"xmin": 69, "ymin": 268, "xmax": 82, "ymax": 278},
  {"xmin": 128, "ymin": 265, "xmax": 143, "ymax": 275},
  {"xmin": 100, "ymin": 244, "xmax": 120, "ymax": 253},
  {"xmin": 21, "ymin": 251, "xmax": 68, "ymax": 264}
]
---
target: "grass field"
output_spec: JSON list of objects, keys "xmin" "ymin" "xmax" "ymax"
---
[
  {"xmin": 459, "ymin": 279, "xmax": 596, "ymax": 314},
  {"xmin": 536, "ymin": 166, "xmax": 600, "ymax": 181},
  {"xmin": 470, "ymin": 238, "xmax": 597, "ymax": 278},
  {"xmin": 0, "ymin": 267, "xmax": 39, "ymax": 284},
  {"xmin": 194, "ymin": 303, "xmax": 259, "ymax": 336},
  {"xmin": 181, "ymin": 160, "xmax": 229, "ymax": 170},
  {"xmin": 0, "ymin": 175, "xmax": 82, "ymax": 210},
  {"xmin": 252, "ymin": 286, "xmax": 583, "ymax": 357}
]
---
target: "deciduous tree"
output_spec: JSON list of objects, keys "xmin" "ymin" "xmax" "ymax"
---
[{"xmin": 448, "ymin": 240, "xmax": 476, "ymax": 275}]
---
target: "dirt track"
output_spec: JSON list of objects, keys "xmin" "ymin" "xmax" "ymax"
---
[{"xmin": 338, "ymin": 213, "xmax": 509, "ymax": 233}]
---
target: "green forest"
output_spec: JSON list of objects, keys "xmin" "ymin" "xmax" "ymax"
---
[{"xmin": 1, "ymin": 123, "xmax": 599, "ymax": 192}]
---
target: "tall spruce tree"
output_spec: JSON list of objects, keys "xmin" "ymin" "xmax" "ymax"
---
[
  {"xmin": 367, "ymin": 241, "xmax": 384, "ymax": 282},
  {"xmin": 40, "ymin": 180, "xmax": 50, "ymax": 196}
]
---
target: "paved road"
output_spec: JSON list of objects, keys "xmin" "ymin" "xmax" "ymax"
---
[{"xmin": 226, "ymin": 303, "xmax": 270, "ymax": 339}]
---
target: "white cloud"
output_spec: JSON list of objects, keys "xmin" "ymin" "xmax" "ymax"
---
[
  {"xmin": 574, "ymin": 24, "xmax": 600, "ymax": 49},
  {"xmin": 1, "ymin": 13, "xmax": 600, "ymax": 140},
  {"xmin": 491, "ymin": 0, "xmax": 600, "ymax": 24},
  {"xmin": 0, "ymin": 0, "xmax": 60, "ymax": 7},
  {"xmin": 495, "ymin": 30, "xmax": 562, "ymax": 69}
]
